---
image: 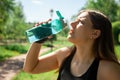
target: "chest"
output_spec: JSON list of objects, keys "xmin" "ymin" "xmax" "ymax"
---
[
  {"xmin": 58, "ymin": 58, "xmax": 100, "ymax": 80},
  {"xmin": 70, "ymin": 61, "xmax": 93, "ymax": 77}
]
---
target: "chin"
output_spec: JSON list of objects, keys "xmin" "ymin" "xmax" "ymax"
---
[{"xmin": 67, "ymin": 35, "xmax": 74, "ymax": 43}]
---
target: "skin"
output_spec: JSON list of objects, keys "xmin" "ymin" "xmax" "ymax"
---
[{"xmin": 23, "ymin": 12, "xmax": 120, "ymax": 80}]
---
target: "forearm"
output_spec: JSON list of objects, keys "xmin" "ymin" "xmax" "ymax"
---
[{"xmin": 23, "ymin": 43, "xmax": 42, "ymax": 72}]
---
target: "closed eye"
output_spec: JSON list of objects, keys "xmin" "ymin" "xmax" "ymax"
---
[
  {"xmin": 77, "ymin": 17, "xmax": 86, "ymax": 24},
  {"xmin": 77, "ymin": 19, "xmax": 85, "ymax": 25},
  {"xmin": 74, "ymin": 19, "xmax": 81, "ymax": 24}
]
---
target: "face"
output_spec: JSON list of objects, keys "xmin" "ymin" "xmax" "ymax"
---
[{"xmin": 67, "ymin": 12, "xmax": 95, "ymax": 44}]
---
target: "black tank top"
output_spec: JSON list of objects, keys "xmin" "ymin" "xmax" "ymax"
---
[{"xmin": 57, "ymin": 52, "xmax": 100, "ymax": 80}]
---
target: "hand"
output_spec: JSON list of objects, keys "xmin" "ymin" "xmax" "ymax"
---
[
  {"xmin": 33, "ymin": 19, "xmax": 52, "ymax": 27},
  {"xmin": 35, "ymin": 35, "xmax": 53, "ymax": 44},
  {"xmin": 34, "ymin": 19, "xmax": 52, "ymax": 44}
]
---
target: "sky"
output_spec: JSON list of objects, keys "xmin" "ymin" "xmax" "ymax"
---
[{"xmin": 15, "ymin": 0, "xmax": 87, "ymax": 22}]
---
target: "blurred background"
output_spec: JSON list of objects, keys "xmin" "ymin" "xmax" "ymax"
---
[{"xmin": 0, "ymin": 0, "xmax": 120, "ymax": 80}]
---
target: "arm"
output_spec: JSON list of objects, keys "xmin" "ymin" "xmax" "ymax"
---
[
  {"xmin": 98, "ymin": 60, "xmax": 120, "ymax": 80},
  {"xmin": 23, "ymin": 43, "xmax": 71, "ymax": 74}
]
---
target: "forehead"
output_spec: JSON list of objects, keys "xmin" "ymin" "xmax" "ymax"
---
[
  {"xmin": 77, "ymin": 12, "xmax": 90, "ymax": 20},
  {"xmin": 78, "ymin": 12, "xmax": 92, "ymax": 25}
]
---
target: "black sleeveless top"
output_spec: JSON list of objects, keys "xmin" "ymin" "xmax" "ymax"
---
[{"xmin": 57, "ymin": 52, "xmax": 100, "ymax": 80}]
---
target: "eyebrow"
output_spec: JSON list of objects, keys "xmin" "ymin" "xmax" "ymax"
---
[
  {"xmin": 78, "ymin": 17, "xmax": 86, "ymax": 20},
  {"xmin": 77, "ymin": 17, "xmax": 86, "ymax": 22}
]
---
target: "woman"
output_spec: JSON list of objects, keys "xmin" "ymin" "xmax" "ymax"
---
[{"xmin": 23, "ymin": 10, "xmax": 120, "ymax": 80}]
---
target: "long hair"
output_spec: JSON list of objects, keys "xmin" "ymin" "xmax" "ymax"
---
[{"xmin": 78, "ymin": 10, "xmax": 118, "ymax": 63}]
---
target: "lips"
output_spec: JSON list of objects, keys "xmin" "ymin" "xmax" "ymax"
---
[{"xmin": 69, "ymin": 29, "xmax": 74, "ymax": 34}]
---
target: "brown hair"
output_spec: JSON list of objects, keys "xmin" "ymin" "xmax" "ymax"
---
[{"xmin": 78, "ymin": 10, "xmax": 118, "ymax": 63}]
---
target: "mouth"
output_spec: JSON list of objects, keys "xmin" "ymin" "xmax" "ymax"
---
[{"xmin": 69, "ymin": 29, "xmax": 74, "ymax": 34}]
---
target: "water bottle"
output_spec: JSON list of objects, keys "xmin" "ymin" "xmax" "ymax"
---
[{"xmin": 25, "ymin": 11, "xmax": 67, "ymax": 43}]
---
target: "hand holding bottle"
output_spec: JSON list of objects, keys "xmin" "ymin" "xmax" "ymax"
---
[
  {"xmin": 33, "ymin": 19, "xmax": 53, "ymax": 43},
  {"xmin": 25, "ymin": 11, "xmax": 67, "ymax": 43}
]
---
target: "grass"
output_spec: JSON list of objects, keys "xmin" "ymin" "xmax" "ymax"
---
[
  {"xmin": 13, "ymin": 70, "xmax": 58, "ymax": 80},
  {"xmin": 0, "ymin": 46, "xmax": 19, "ymax": 61},
  {"xmin": 0, "ymin": 35, "xmax": 71, "ymax": 61},
  {"xmin": 0, "ymin": 43, "xmax": 30, "ymax": 61}
]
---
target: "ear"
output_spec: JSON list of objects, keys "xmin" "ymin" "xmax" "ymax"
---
[{"xmin": 91, "ymin": 29, "xmax": 101, "ymax": 39}]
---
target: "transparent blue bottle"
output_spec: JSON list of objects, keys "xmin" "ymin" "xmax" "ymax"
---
[{"xmin": 25, "ymin": 11, "xmax": 67, "ymax": 43}]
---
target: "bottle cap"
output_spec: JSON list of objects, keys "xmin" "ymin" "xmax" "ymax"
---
[{"xmin": 56, "ymin": 11, "xmax": 64, "ymax": 19}]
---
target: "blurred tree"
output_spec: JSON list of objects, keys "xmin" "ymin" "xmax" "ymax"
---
[
  {"xmin": 11, "ymin": 3, "xmax": 27, "ymax": 40},
  {"xmin": 0, "ymin": 0, "xmax": 15, "ymax": 39},
  {"xmin": 84, "ymin": 0, "xmax": 120, "ymax": 22},
  {"xmin": 0, "ymin": 0, "xmax": 29, "ymax": 43},
  {"xmin": 71, "ymin": 0, "xmax": 120, "ymax": 22},
  {"xmin": 112, "ymin": 21, "xmax": 120, "ymax": 45},
  {"xmin": 0, "ymin": 0, "xmax": 15, "ymax": 24}
]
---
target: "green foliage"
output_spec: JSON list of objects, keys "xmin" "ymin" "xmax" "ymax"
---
[
  {"xmin": 0, "ymin": 0, "xmax": 15, "ymax": 24},
  {"xmin": 0, "ymin": 0, "xmax": 15, "ymax": 37},
  {"xmin": 115, "ymin": 45, "xmax": 120, "ymax": 59},
  {"xmin": 0, "ymin": 1, "xmax": 29, "ymax": 40},
  {"xmin": 0, "ymin": 46, "xmax": 19, "ymax": 61},
  {"xmin": 3, "ymin": 2, "xmax": 29, "ymax": 40},
  {"xmin": 13, "ymin": 70, "xmax": 58, "ymax": 80},
  {"xmin": 112, "ymin": 21, "xmax": 120, "ymax": 45},
  {"xmin": 2, "ymin": 44, "xmax": 27, "ymax": 53},
  {"xmin": 82, "ymin": 0, "xmax": 120, "ymax": 22},
  {"xmin": 0, "ymin": 43, "xmax": 30, "ymax": 61}
]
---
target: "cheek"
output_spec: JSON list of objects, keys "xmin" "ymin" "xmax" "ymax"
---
[
  {"xmin": 76, "ymin": 26, "xmax": 87, "ymax": 36},
  {"xmin": 77, "ymin": 27, "xmax": 91, "ymax": 39}
]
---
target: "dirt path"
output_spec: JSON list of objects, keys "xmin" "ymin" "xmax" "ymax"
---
[{"xmin": 0, "ymin": 48, "xmax": 50, "ymax": 80}]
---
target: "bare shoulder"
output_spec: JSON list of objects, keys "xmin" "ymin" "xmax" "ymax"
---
[
  {"xmin": 98, "ymin": 60, "xmax": 120, "ymax": 80},
  {"xmin": 55, "ymin": 46, "xmax": 72, "ymax": 67}
]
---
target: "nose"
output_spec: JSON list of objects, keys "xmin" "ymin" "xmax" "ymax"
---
[{"xmin": 70, "ymin": 21, "xmax": 77, "ymax": 29}]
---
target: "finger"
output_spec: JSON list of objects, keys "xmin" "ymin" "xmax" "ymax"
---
[
  {"xmin": 43, "ymin": 18, "xmax": 52, "ymax": 23},
  {"xmin": 33, "ymin": 19, "xmax": 52, "ymax": 27},
  {"xmin": 47, "ymin": 18, "xmax": 52, "ymax": 22},
  {"xmin": 48, "ymin": 35, "xmax": 53, "ymax": 39},
  {"xmin": 38, "ymin": 19, "xmax": 51, "ymax": 24},
  {"xmin": 38, "ymin": 22, "xmax": 44, "ymax": 25},
  {"xmin": 34, "ymin": 23, "xmax": 40, "ymax": 27},
  {"xmin": 33, "ymin": 21, "xmax": 43, "ymax": 27},
  {"xmin": 33, "ymin": 23, "xmax": 38, "ymax": 27}
]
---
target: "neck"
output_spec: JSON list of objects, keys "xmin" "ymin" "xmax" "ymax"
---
[{"xmin": 74, "ymin": 43, "xmax": 95, "ymax": 63}]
